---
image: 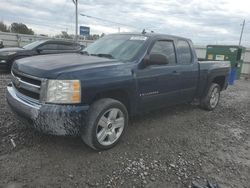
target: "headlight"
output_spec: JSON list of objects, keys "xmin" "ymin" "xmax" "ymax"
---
[
  {"xmin": 46, "ymin": 80, "xmax": 81, "ymax": 104},
  {"xmin": 0, "ymin": 51, "xmax": 16, "ymax": 56}
]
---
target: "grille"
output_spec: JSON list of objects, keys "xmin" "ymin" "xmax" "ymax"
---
[
  {"xmin": 13, "ymin": 71, "xmax": 41, "ymax": 86},
  {"xmin": 11, "ymin": 70, "xmax": 42, "ymax": 101}
]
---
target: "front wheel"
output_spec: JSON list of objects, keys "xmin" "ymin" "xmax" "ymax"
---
[
  {"xmin": 200, "ymin": 83, "xmax": 221, "ymax": 111},
  {"xmin": 81, "ymin": 98, "xmax": 128, "ymax": 150}
]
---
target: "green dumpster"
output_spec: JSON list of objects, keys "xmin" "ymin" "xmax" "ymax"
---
[{"xmin": 206, "ymin": 45, "xmax": 246, "ymax": 79}]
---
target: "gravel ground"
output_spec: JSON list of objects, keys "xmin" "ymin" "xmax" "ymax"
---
[{"xmin": 0, "ymin": 73, "xmax": 250, "ymax": 188}]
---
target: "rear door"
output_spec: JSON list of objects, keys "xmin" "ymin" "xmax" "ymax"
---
[
  {"xmin": 175, "ymin": 40, "xmax": 199, "ymax": 102},
  {"xmin": 136, "ymin": 39, "xmax": 182, "ymax": 111}
]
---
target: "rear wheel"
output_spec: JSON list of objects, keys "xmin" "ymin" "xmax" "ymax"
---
[
  {"xmin": 200, "ymin": 83, "xmax": 221, "ymax": 111},
  {"xmin": 81, "ymin": 98, "xmax": 128, "ymax": 150}
]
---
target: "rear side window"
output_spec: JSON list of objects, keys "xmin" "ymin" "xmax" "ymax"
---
[
  {"xmin": 57, "ymin": 44, "xmax": 73, "ymax": 50},
  {"xmin": 176, "ymin": 40, "xmax": 192, "ymax": 64},
  {"xmin": 57, "ymin": 44, "xmax": 80, "ymax": 50},
  {"xmin": 39, "ymin": 44, "xmax": 58, "ymax": 50},
  {"xmin": 150, "ymin": 41, "xmax": 176, "ymax": 65}
]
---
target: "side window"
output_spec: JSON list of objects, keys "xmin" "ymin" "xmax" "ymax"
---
[
  {"xmin": 39, "ymin": 44, "xmax": 58, "ymax": 50},
  {"xmin": 150, "ymin": 41, "xmax": 176, "ymax": 65},
  {"xmin": 176, "ymin": 40, "xmax": 192, "ymax": 64},
  {"xmin": 57, "ymin": 44, "xmax": 75, "ymax": 50},
  {"xmin": 57, "ymin": 44, "xmax": 70, "ymax": 50},
  {"xmin": 57, "ymin": 44, "xmax": 81, "ymax": 50}
]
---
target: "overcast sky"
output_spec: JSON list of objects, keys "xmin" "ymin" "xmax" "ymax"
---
[{"xmin": 0, "ymin": 0, "xmax": 249, "ymax": 46}]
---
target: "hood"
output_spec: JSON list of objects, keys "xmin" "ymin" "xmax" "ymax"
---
[
  {"xmin": 13, "ymin": 53, "xmax": 125, "ymax": 78},
  {"xmin": 0, "ymin": 47, "xmax": 24, "ymax": 53}
]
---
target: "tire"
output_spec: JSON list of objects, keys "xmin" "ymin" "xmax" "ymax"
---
[
  {"xmin": 81, "ymin": 98, "xmax": 128, "ymax": 150},
  {"xmin": 200, "ymin": 83, "xmax": 221, "ymax": 111}
]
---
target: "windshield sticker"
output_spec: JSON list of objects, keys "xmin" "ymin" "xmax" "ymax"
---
[{"xmin": 130, "ymin": 36, "xmax": 148, "ymax": 41}]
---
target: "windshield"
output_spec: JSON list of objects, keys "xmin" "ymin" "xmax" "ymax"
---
[
  {"xmin": 23, "ymin": 40, "xmax": 45, "ymax": 50},
  {"xmin": 83, "ymin": 34, "xmax": 148, "ymax": 61}
]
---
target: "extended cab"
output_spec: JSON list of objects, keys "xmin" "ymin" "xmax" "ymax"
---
[{"xmin": 7, "ymin": 33, "xmax": 230, "ymax": 150}]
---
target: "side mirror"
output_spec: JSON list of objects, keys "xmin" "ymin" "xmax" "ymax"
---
[
  {"xmin": 147, "ymin": 53, "xmax": 169, "ymax": 66},
  {"xmin": 36, "ymin": 48, "xmax": 43, "ymax": 53}
]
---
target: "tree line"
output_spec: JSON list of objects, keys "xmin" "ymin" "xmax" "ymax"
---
[
  {"xmin": 57, "ymin": 31, "xmax": 105, "ymax": 40},
  {"xmin": 0, "ymin": 22, "xmax": 34, "ymax": 35},
  {"xmin": 0, "ymin": 21, "xmax": 104, "ymax": 40}
]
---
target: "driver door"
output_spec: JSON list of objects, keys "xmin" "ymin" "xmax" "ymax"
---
[{"xmin": 135, "ymin": 40, "xmax": 182, "ymax": 111}]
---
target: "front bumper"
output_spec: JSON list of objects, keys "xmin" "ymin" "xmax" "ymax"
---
[{"xmin": 6, "ymin": 85, "xmax": 89, "ymax": 136}]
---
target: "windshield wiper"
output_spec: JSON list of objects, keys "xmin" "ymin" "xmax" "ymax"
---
[{"xmin": 90, "ymin": 53, "xmax": 114, "ymax": 59}]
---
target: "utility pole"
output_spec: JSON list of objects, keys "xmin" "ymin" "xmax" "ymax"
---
[
  {"xmin": 239, "ymin": 19, "xmax": 245, "ymax": 46},
  {"xmin": 72, "ymin": 0, "xmax": 78, "ymax": 42}
]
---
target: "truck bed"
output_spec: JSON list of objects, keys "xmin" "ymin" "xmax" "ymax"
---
[{"xmin": 196, "ymin": 60, "xmax": 231, "ymax": 97}]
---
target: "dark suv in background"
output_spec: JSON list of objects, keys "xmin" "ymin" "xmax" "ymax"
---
[{"xmin": 0, "ymin": 39, "xmax": 81, "ymax": 72}]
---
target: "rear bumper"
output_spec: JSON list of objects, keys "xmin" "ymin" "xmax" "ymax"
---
[{"xmin": 7, "ymin": 85, "xmax": 89, "ymax": 136}]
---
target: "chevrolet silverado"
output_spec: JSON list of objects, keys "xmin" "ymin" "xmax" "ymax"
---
[{"xmin": 7, "ymin": 33, "xmax": 230, "ymax": 150}]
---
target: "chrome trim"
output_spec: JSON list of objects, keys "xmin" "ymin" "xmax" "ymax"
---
[
  {"xmin": 12, "ymin": 69, "xmax": 43, "ymax": 81},
  {"xmin": 11, "ymin": 84, "xmax": 41, "ymax": 109},
  {"xmin": 11, "ymin": 71, "xmax": 41, "ymax": 94},
  {"xmin": 11, "ymin": 70, "xmax": 48, "ymax": 102}
]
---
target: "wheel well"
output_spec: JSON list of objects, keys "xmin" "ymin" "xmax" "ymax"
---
[
  {"xmin": 92, "ymin": 90, "xmax": 130, "ymax": 113},
  {"xmin": 212, "ymin": 76, "xmax": 226, "ymax": 90}
]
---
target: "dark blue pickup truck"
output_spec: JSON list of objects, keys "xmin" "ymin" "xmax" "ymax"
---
[{"xmin": 7, "ymin": 33, "xmax": 230, "ymax": 150}]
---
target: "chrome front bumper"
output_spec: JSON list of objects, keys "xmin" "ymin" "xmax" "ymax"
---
[{"xmin": 7, "ymin": 85, "xmax": 89, "ymax": 136}]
